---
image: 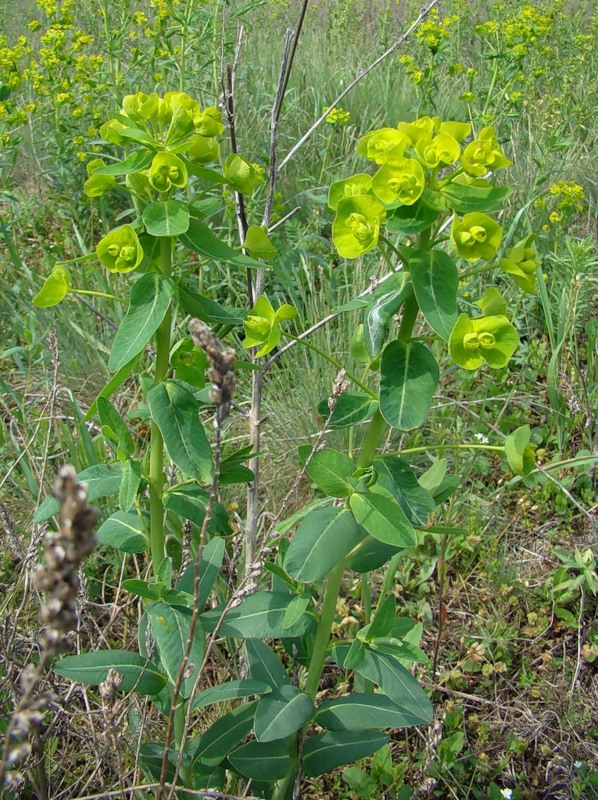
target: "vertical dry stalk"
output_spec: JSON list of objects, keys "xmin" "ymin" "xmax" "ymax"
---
[
  {"xmin": 158, "ymin": 320, "xmax": 236, "ymax": 800},
  {"xmin": 244, "ymin": 0, "xmax": 440, "ymax": 577},
  {"xmin": 245, "ymin": 1, "xmax": 309, "ymax": 578},
  {"xmin": 0, "ymin": 466, "xmax": 97, "ymax": 792}
]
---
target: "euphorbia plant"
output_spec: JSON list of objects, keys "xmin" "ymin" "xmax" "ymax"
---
[{"xmin": 30, "ymin": 101, "xmax": 540, "ymax": 798}]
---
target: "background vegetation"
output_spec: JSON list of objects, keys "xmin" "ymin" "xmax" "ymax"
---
[{"xmin": 0, "ymin": 0, "xmax": 596, "ymax": 797}]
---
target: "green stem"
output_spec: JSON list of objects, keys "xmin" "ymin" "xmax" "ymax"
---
[
  {"xmin": 398, "ymin": 294, "xmax": 419, "ymax": 341},
  {"xmin": 149, "ymin": 239, "xmax": 172, "ymax": 577},
  {"xmin": 70, "ymin": 289, "xmax": 125, "ymax": 303},
  {"xmin": 375, "ymin": 552, "xmax": 403, "ymax": 614},
  {"xmin": 283, "ymin": 333, "xmax": 377, "ymax": 399},
  {"xmin": 357, "ymin": 410, "xmax": 387, "ymax": 470},
  {"xmin": 389, "ymin": 443, "xmax": 505, "ymax": 457},
  {"xmin": 460, "ymin": 263, "xmax": 497, "ymax": 280},
  {"xmin": 379, "ymin": 234, "xmax": 404, "ymax": 263},
  {"xmin": 359, "ymin": 575, "xmax": 374, "ymax": 692},
  {"xmin": 272, "ymin": 562, "xmax": 348, "ymax": 800},
  {"xmin": 305, "ymin": 560, "xmax": 346, "ymax": 700}
]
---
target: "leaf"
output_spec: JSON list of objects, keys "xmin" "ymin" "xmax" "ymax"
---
[
  {"xmin": 285, "ymin": 507, "xmax": 364, "ymax": 584},
  {"xmin": 147, "ymin": 381, "xmax": 212, "ymax": 481},
  {"xmin": 119, "ymin": 458, "xmax": 142, "ymax": 512},
  {"xmin": 246, "ymin": 640, "xmax": 291, "ymax": 689},
  {"xmin": 123, "ymin": 579, "xmax": 162, "ymax": 601},
  {"xmin": 441, "ymin": 181, "xmax": 512, "ymax": 213},
  {"xmin": 192, "ymin": 702, "xmax": 257, "ymax": 767},
  {"xmin": 305, "ymin": 449, "xmax": 355, "ymax": 497},
  {"xmin": 180, "ymin": 218, "xmax": 263, "ymax": 269},
  {"xmin": 363, "ymin": 273, "xmax": 412, "ymax": 358},
  {"xmin": 367, "ymin": 594, "xmax": 396, "ymax": 640},
  {"xmin": 347, "ymin": 538, "xmax": 402, "ymax": 573},
  {"xmin": 142, "ymin": 200, "xmax": 190, "ymax": 237},
  {"xmin": 408, "ymin": 249, "xmax": 458, "ymax": 341},
  {"xmin": 201, "ymin": 592, "xmax": 314, "ymax": 639},
  {"xmin": 350, "ymin": 489, "xmax": 417, "ymax": 548},
  {"xmin": 192, "ymin": 679, "xmax": 271, "ymax": 709},
  {"xmin": 255, "ymin": 685, "xmax": 315, "ymax": 742},
  {"xmin": 163, "ymin": 484, "xmax": 230, "ymax": 535},
  {"xmin": 315, "ymin": 692, "xmax": 422, "ymax": 730},
  {"xmin": 176, "ymin": 536, "xmax": 226, "ymax": 608},
  {"xmin": 94, "ymin": 149, "xmax": 154, "ymax": 175},
  {"xmin": 177, "ymin": 283, "xmax": 245, "ymax": 325},
  {"xmin": 302, "ymin": 730, "xmax": 389, "ymax": 778},
  {"xmin": 283, "ymin": 594, "xmax": 311, "ymax": 629},
  {"xmin": 33, "ymin": 266, "xmax": 70, "ymax": 307},
  {"xmin": 34, "ymin": 464, "xmax": 122, "ymax": 522},
  {"xmin": 504, "ymin": 424, "xmax": 535, "ymax": 475},
  {"xmin": 229, "ymin": 739, "xmax": 292, "ymax": 781},
  {"xmin": 97, "ymin": 511, "xmax": 149, "ymax": 554},
  {"xmin": 379, "ymin": 340, "xmax": 439, "ymax": 431},
  {"xmin": 334, "ymin": 646, "xmax": 432, "ymax": 725},
  {"xmin": 385, "ymin": 195, "xmax": 441, "ymax": 234},
  {"xmin": 109, "ymin": 273, "xmax": 175, "ymax": 372},
  {"xmin": 373, "ymin": 457, "xmax": 436, "ymax": 526},
  {"xmin": 146, "ymin": 601, "xmax": 204, "ymax": 699},
  {"xmin": 97, "ymin": 396, "xmax": 134, "ymax": 455},
  {"xmin": 138, "ymin": 742, "xmax": 178, "ymax": 784},
  {"xmin": 418, "ymin": 458, "xmax": 447, "ymax": 496},
  {"xmin": 244, "ymin": 224, "xmax": 277, "ymax": 260},
  {"xmin": 54, "ymin": 650, "xmax": 166, "ymax": 695},
  {"xmin": 317, "ymin": 392, "xmax": 378, "ymax": 429}
]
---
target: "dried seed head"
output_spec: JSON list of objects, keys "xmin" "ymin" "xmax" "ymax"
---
[
  {"xmin": 2, "ymin": 466, "xmax": 98, "ymax": 786},
  {"xmin": 190, "ymin": 319, "xmax": 236, "ymax": 424}
]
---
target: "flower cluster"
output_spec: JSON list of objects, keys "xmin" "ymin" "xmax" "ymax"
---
[
  {"xmin": 534, "ymin": 181, "xmax": 587, "ymax": 229},
  {"xmin": 329, "ymin": 113, "xmax": 537, "ymax": 373},
  {"xmin": 324, "ymin": 106, "xmax": 351, "ymax": 127},
  {"xmin": 415, "ymin": 8, "xmax": 460, "ymax": 54},
  {"xmin": 330, "ymin": 115, "xmax": 510, "ymax": 263}
]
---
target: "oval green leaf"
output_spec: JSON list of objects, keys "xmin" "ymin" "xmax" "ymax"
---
[
  {"xmin": 147, "ymin": 381, "xmax": 212, "ymax": 481},
  {"xmin": 285, "ymin": 507, "xmax": 364, "ymax": 584},
  {"xmin": 302, "ymin": 730, "xmax": 389, "ymax": 778},
  {"xmin": 408, "ymin": 248, "xmax": 458, "ymax": 341},
  {"xmin": 34, "ymin": 463, "xmax": 122, "ymax": 522},
  {"xmin": 142, "ymin": 200, "xmax": 190, "ymax": 237},
  {"xmin": 192, "ymin": 679, "xmax": 271, "ymax": 710},
  {"xmin": 146, "ymin": 601, "xmax": 205, "ymax": 699},
  {"xmin": 109, "ymin": 273, "xmax": 175, "ymax": 372},
  {"xmin": 305, "ymin": 449, "xmax": 355, "ymax": 497},
  {"xmin": 54, "ymin": 650, "xmax": 166, "ymax": 696},
  {"xmin": 229, "ymin": 738, "xmax": 292, "ymax": 781},
  {"xmin": 97, "ymin": 510, "xmax": 149, "ymax": 554},
  {"xmin": 255, "ymin": 685, "xmax": 315, "ymax": 742},
  {"xmin": 315, "ymin": 692, "xmax": 420, "ymax": 731},
  {"xmin": 379, "ymin": 340, "xmax": 439, "ymax": 431},
  {"xmin": 350, "ymin": 489, "xmax": 416, "ymax": 548}
]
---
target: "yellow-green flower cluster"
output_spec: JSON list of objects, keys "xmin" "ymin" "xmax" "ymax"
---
[
  {"xmin": 548, "ymin": 181, "xmax": 586, "ymax": 213},
  {"xmin": 535, "ymin": 181, "xmax": 587, "ymax": 229},
  {"xmin": 331, "ymin": 116, "xmax": 515, "ymax": 260},
  {"xmin": 415, "ymin": 9, "xmax": 460, "ymax": 53},
  {"xmin": 398, "ymin": 54, "xmax": 424, "ymax": 85},
  {"xmin": 324, "ymin": 106, "xmax": 350, "ymax": 126}
]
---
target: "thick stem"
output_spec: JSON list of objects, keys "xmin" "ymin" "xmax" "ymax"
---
[
  {"xmin": 357, "ymin": 410, "xmax": 387, "ymax": 470},
  {"xmin": 305, "ymin": 560, "xmax": 346, "ymax": 700},
  {"xmin": 149, "ymin": 239, "xmax": 172, "ymax": 577}
]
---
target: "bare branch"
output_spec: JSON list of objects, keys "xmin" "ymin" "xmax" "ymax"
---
[{"xmin": 276, "ymin": 0, "xmax": 440, "ymax": 176}]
